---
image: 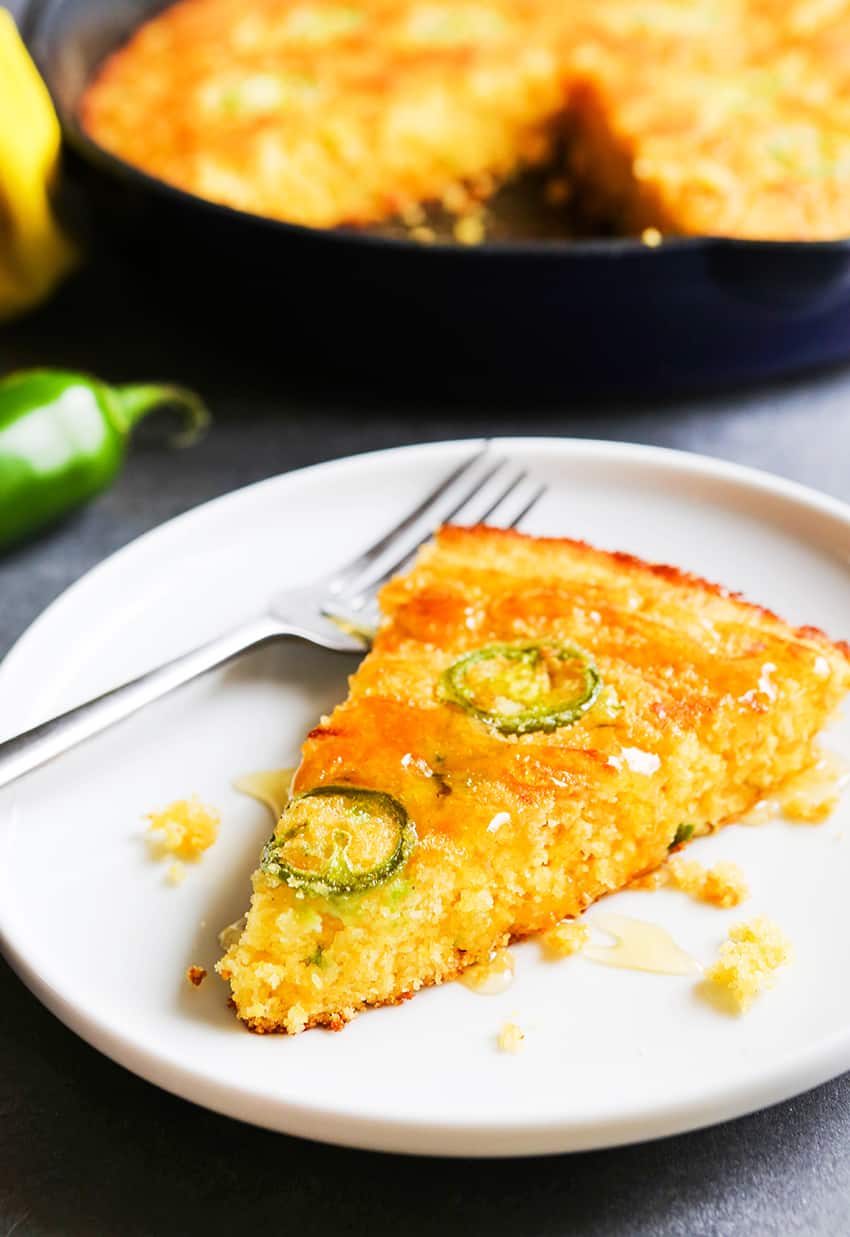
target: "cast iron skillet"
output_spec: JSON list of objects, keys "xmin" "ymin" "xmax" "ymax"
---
[{"xmin": 22, "ymin": 0, "xmax": 850, "ymax": 393}]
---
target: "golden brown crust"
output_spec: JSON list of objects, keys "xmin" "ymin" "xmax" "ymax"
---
[
  {"xmin": 238, "ymin": 964, "xmax": 460, "ymax": 1033},
  {"xmin": 437, "ymin": 525, "xmax": 850, "ymax": 660}
]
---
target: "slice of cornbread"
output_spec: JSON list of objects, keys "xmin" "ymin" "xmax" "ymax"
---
[{"xmin": 218, "ymin": 525, "xmax": 849, "ymax": 1032}]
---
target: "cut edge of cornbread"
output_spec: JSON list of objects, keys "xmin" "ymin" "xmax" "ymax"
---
[{"xmin": 218, "ymin": 525, "xmax": 850, "ymax": 1033}]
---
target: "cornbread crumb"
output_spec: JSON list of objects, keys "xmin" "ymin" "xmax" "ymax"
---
[
  {"xmin": 633, "ymin": 858, "xmax": 748, "ymax": 907},
  {"xmin": 629, "ymin": 867, "xmax": 668, "ymax": 891},
  {"xmin": 705, "ymin": 916, "xmax": 792, "ymax": 1012},
  {"xmin": 287, "ymin": 1004, "xmax": 309, "ymax": 1035},
  {"xmin": 641, "ymin": 227, "xmax": 662, "ymax": 247},
  {"xmin": 542, "ymin": 920, "xmax": 590, "ymax": 956},
  {"xmin": 497, "ymin": 1021, "xmax": 525, "ymax": 1054},
  {"xmin": 399, "ymin": 201, "xmax": 426, "ymax": 227},
  {"xmin": 166, "ymin": 861, "xmax": 187, "ymax": 886},
  {"xmin": 147, "ymin": 795, "xmax": 220, "ymax": 860},
  {"xmin": 410, "ymin": 225, "xmax": 436, "ymax": 245},
  {"xmin": 441, "ymin": 182, "xmax": 472, "ymax": 214},
  {"xmin": 453, "ymin": 213, "xmax": 486, "ymax": 245},
  {"xmin": 186, "ymin": 965, "xmax": 207, "ymax": 987},
  {"xmin": 669, "ymin": 858, "xmax": 749, "ymax": 908}
]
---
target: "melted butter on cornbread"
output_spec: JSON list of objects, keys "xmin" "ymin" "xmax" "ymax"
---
[
  {"xmin": 216, "ymin": 773, "xmax": 295, "ymax": 950},
  {"xmin": 739, "ymin": 749, "xmax": 849, "ymax": 826},
  {"xmin": 460, "ymin": 947, "xmax": 515, "ymax": 994}
]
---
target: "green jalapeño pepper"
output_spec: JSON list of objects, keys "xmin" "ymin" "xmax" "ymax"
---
[
  {"xmin": 0, "ymin": 368, "xmax": 208, "ymax": 551},
  {"xmin": 261, "ymin": 785, "xmax": 416, "ymax": 897},
  {"xmin": 440, "ymin": 640, "xmax": 602, "ymax": 735}
]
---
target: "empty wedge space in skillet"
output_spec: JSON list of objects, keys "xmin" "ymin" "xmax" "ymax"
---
[{"xmin": 217, "ymin": 524, "xmax": 850, "ymax": 1033}]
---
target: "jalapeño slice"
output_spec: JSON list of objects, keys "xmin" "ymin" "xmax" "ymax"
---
[
  {"xmin": 440, "ymin": 641, "xmax": 602, "ymax": 735},
  {"xmin": 261, "ymin": 785, "xmax": 415, "ymax": 896}
]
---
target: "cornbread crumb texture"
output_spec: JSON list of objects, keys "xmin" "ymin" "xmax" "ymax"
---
[
  {"xmin": 83, "ymin": 0, "xmax": 850, "ymax": 239},
  {"xmin": 186, "ymin": 965, "xmax": 207, "ymax": 987},
  {"xmin": 498, "ymin": 1021, "xmax": 525, "ymax": 1054},
  {"xmin": 542, "ymin": 920, "xmax": 590, "ymax": 956},
  {"xmin": 147, "ymin": 795, "xmax": 220, "ymax": 860},
  {"xmin": 672, "ymin": 859, "xmax": 748, "ymax": 908},
  {"xmin": 636, "ymin": 857, "xmax": 749, "ymax": 907},
  {"xmin": 705, "ymin": 916, "xmax": 792, "ymax": 1012}
]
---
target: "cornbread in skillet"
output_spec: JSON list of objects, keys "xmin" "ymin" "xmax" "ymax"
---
[
  {"xmin": 217, "ymin": 525, "xmax": 850, "ymax": 1033},
  {"xmin": 81, "ymin": 0, "xmax": 850, "ymax": 239}
]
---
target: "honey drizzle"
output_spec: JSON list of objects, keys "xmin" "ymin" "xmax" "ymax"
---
[
  {"xmin": 584, "ymin": 913, "xmax": 701, "ymax": 976},
  {"xmin": 233, "ymin": 768, "xmax": 295, "ymax": 820},
  {"xmin": 460, "ymin": 948, "xmax": 516, "ymax": 995}
]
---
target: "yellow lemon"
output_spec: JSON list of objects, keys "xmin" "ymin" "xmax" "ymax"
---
[{"xmin": 0, "ymin": 10, "xmax": 78, "ymax": 321}]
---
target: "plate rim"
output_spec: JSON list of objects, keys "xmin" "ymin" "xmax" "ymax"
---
[{"xmin": 2, "ymin": 435, "xmax": 850, "ymax": 1157}]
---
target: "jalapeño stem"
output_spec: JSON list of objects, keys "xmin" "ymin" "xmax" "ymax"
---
[{"xmin": 110, "ymin": 383, "xmax": 210, "ymax": 446}]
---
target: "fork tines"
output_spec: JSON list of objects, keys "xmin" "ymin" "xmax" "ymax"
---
[{"xmin": 328, "ymin": 444, "xmax": 545, "ymax": 604}]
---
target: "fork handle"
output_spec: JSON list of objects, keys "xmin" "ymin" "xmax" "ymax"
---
[{"xmin": 0, "ymin": 615, "xmax": 281, "ymax": 792}]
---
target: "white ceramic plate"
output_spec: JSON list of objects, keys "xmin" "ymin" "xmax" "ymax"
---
[{"xmin": 1, "ymin": 438, "xmax": 849, "ymax": 1157}]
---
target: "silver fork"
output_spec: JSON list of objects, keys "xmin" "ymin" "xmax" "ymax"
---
[{"xmin": 0, "ymin": 447, "xmax": 544, "ymax": 791}]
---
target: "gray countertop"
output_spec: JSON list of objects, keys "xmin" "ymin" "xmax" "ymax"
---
[{"xmin": 2, "ymin": 251, "xmax": 850, "ymax": 1236}]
